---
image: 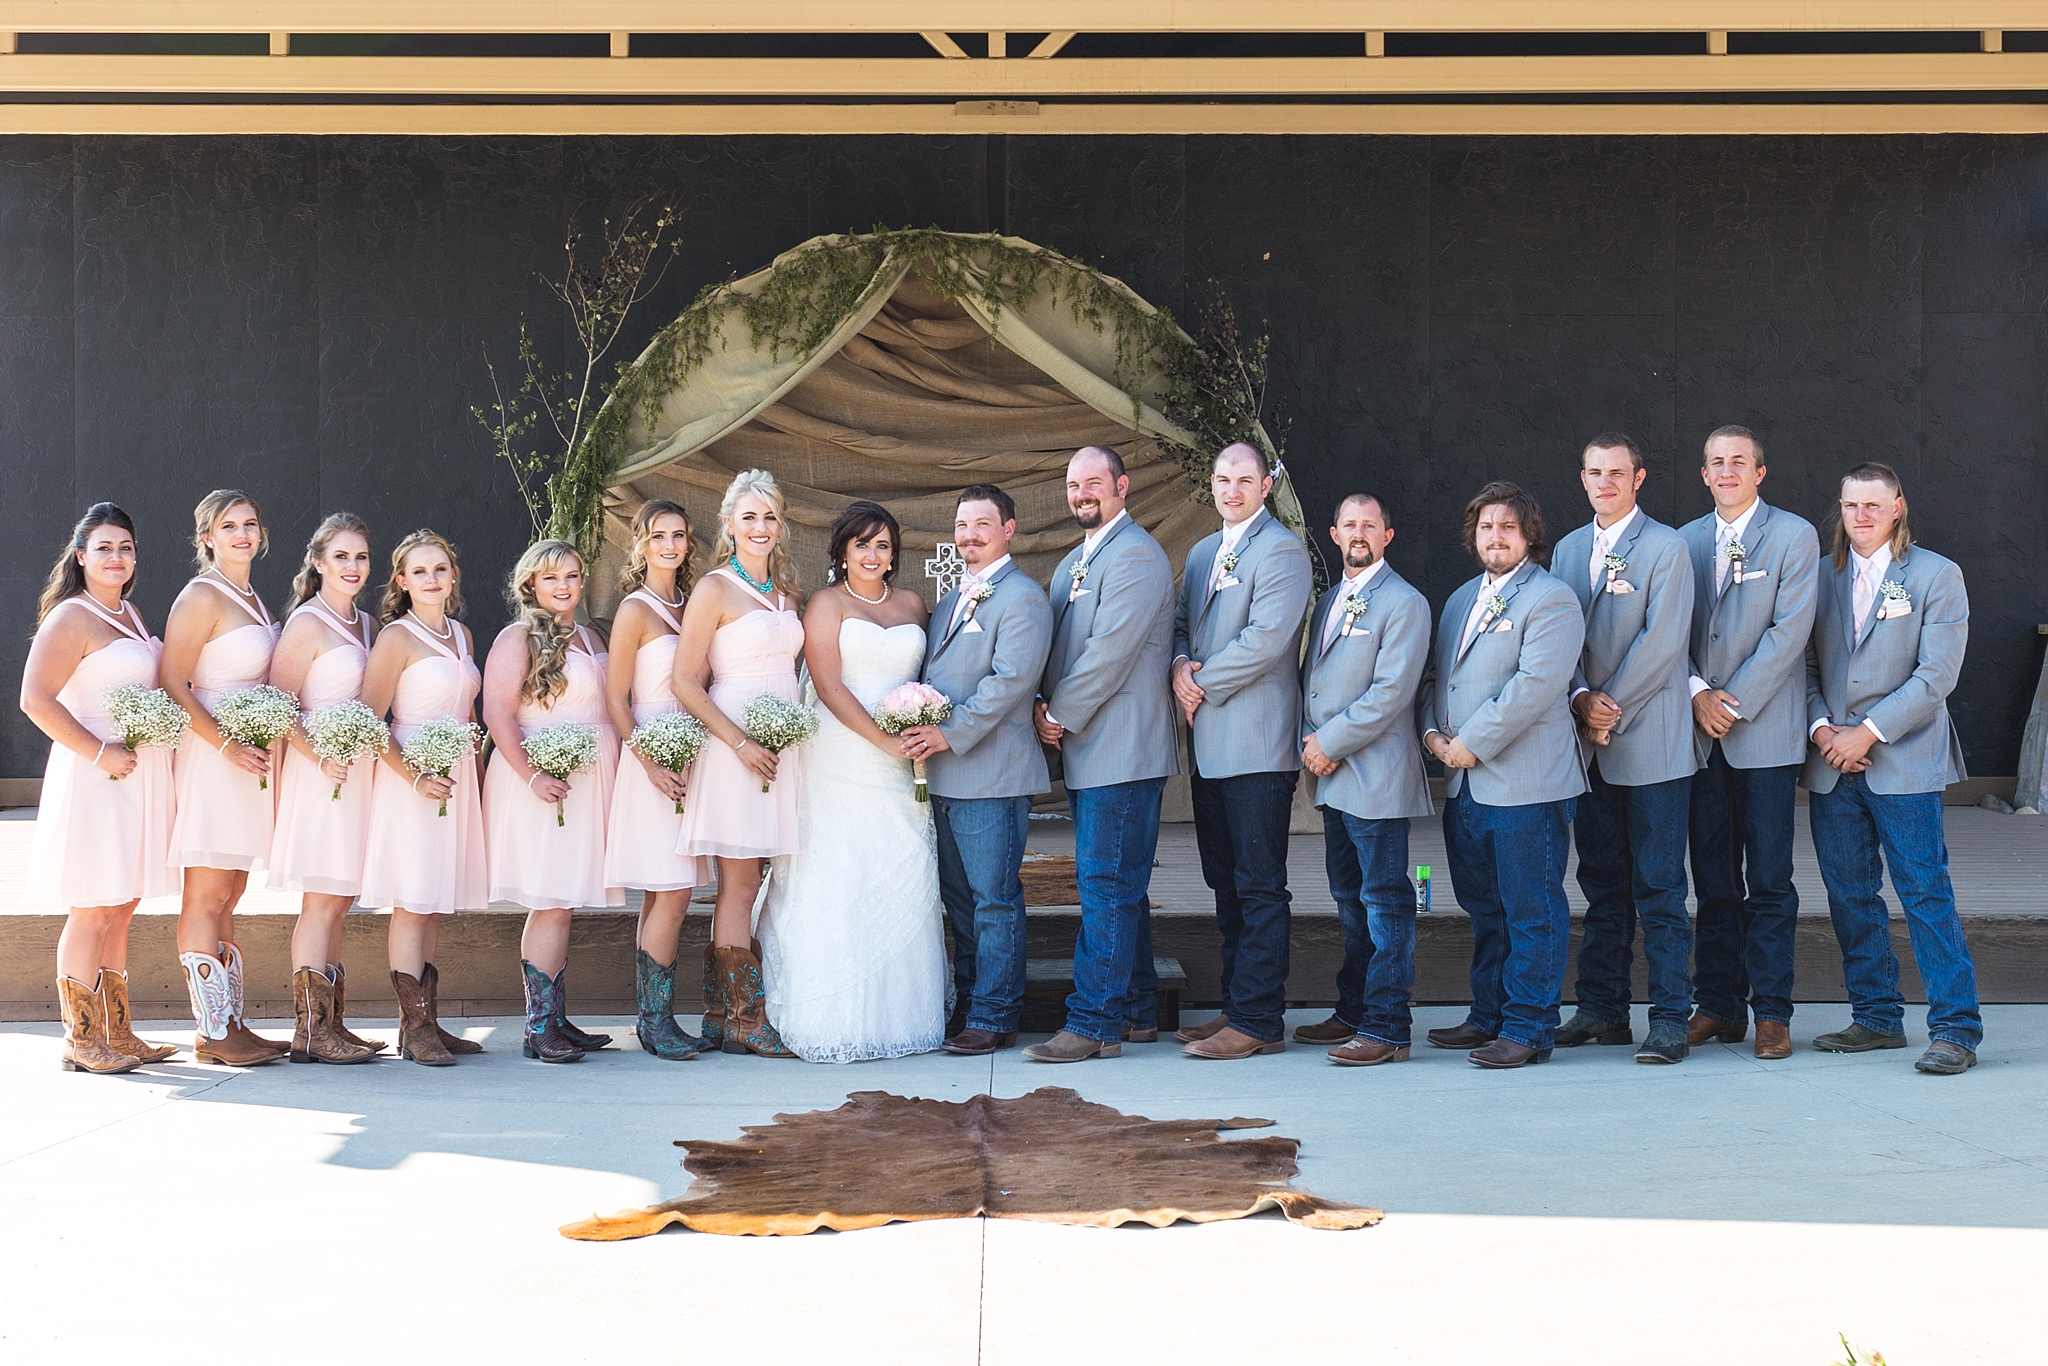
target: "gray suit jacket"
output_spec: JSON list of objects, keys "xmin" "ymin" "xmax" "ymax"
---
[
  {"xmin": 1299, "ymin": 565, "xmax": 1433, "ymax": 821},
  {"xmin": 1800, "ymin": 544, "xmax": 1969, "ymax": 797},
  {"xmin": 1042, "ymin": 515, "xmax": 1181, "ymax": 791},
  {"xmin": 1681, "ymin": 501, "xmax": 1820, "ymax": 769},
  {"xmin": 1419, "ymin": 559, "xmax": 1587, "ymax": 807},
  {"xmin": 1172, "ymin": 509, "xmax": 1315, "ymax": 779},
  {"xmin": 1552, "ymin": 511, "xmax": 1700, "ymax": 787},
  {"xmin": 921, "ymin": 558, "xmax": 1054, "ymax": 801}
]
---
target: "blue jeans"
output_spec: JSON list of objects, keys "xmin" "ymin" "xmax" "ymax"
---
[
  {"xmin": 1063, "ymin": 777, "xmax": 1166, "ymax": 1042},
  {"xmin": 1442, "ymin": 787, "xmax": 1575, "ymax": 1050},
  {"xmin": 1688, "ymin": 744, "xmax": 1799, "ymax": 1025},
  {"xmin": 1321, "ymin": 808, "xmax": 1415, "ymax": 1046},
  {"xmin": 933, "ymin": 794, "xmax": 1031, "ymax": 1035},
  {"xmin": 1190, "ymin": 765, "xmax": 1296, "ymax": 1042},
  {"xmin": 1809, "ymin": 772, "xmax": 1983, "ymax": 1050},
  {"xmin": 1573, "ymin": 763, "xmax": 1694, "ymax": 1028}
]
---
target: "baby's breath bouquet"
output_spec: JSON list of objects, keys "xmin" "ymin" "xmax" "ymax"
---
[
  {"xmin": 523, "ymin": 722, "xmax": 600, "ymax": 827},
  {"xmin": 401, "ymin": 716, "xmax": 481, "ymax": 817},
  {"xmin": 305, "ymin": 700, "xmax": 391, "ymax": 800},
  {"xmin": 102, "ymin": 685, "xmax": 188, "ymax": 779},
  {"xmin": 627, "ymin": 711, "xmax": 709, "ymax": 814},
  {"xmin": 212, "ymin": 683, "xmax": 301, "ymax": 789},
  {"xmin": 741, "ymin": 694, "xmax": 819, "ymax": 793},
  {"xmin": 872, "ymin": 682, "xmax": 954, "ymax": 802}
]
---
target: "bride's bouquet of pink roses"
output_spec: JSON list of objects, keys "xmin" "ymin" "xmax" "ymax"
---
[{"xmin": 872, "ymin": 682, "xmax": 953, "ymax": 803}]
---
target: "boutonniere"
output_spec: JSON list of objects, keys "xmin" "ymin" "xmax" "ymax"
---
[
  {"xmin": 960, "ymin": 579, "xmax": 994, "ymax": 625},
  {"xmin": 1602, "ymin": 553, "xmax": 1636, "ymax": 595},
  {"xmin": 1725, "ymin": 539, "xmax": 1753, "ymax": 584},
  {"xmin": 1339, "ymin": 595, "xmax": 1370, "ymax": 637},
  {"xmin": 1876, "ymin": 579, "xmax": 1913, "ymax": 618},
  {"xmin": 1067, "ymin": 560, "xmax": 1091, "ymax": 602},
  {"xmin": 1474, "ymin": 590, "xmax": 1510, "ymax": 637},
  {"xmin": 1218, "ymin": 550, "xmax": 1239, "ymax": 575}
]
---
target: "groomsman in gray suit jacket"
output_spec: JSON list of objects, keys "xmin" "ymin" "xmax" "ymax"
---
[
  {"xmin": 905, "ymin": 485, "xmax": 1054, "ymax": 1056},
  {"xmin": 1680, "ymin": 425, "xmax": 1819, "ymax": 1061},
  {"xmin": 1025, "ymin": 447, "xmax": 1180, "ymax": 1064},
  {"xmin": 1294, "ymin": 491, "xmax": 1433, "ymax": 1067},
  {"xmin": 1421, "ymin": 482, "xmax": 1587, "ymax": 1068},
  {"xmin": 1550, "ymin": 433, "xmax": 1700, "ymax": 1064},
  {"xmin": 1802, "ymin": 463, "xmax": 1981, "ymax": 1075},
  {"xmin": 1170, "ymin": 442, "xmax": 1314, "ymax": 1060}
]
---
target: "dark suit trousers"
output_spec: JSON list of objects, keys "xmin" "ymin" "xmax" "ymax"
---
[
  {"xmin": 1190, "ymin": 762, "xmax": 1296, "ymax": 1042},
  {"xmin": 1443, "ymin": 787, "xmax": 1576, "ymax": 1050},
  {"xmin": 1572, "ymin": 762, "xmax": 1694, "ymax": 1028},
  {"xmin": 1688, "ymin": 742, "xmax": 1800, "ymax": 1025}
]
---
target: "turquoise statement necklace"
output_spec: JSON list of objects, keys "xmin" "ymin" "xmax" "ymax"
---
[{"xmin": 728, "ymin": 554, "xmax": 775, "ymax": 596}]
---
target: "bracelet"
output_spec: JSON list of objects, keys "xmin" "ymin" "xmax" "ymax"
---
[
  {"xmin": 732, "ymin": 737, "xmax": 749, "ymax": 754},
  {"xmin": 412, "ymin": 771, "xmax": 424, "ymax": 792},
  {"xmin": 218, "ymin": 736, "xmax": 234, "ymax": 755},
  {"xmin": 93, "ymin": 742, "xmax": 107, "ymax": 766},
  {"xmin": 527, "ymin": 771, "xmax": 543, "ymax": 790}
]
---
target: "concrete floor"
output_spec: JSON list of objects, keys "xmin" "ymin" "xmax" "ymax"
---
[{"xmin": 4, "ymin": 1004, "xmax": 2044, "ymax": 1364}]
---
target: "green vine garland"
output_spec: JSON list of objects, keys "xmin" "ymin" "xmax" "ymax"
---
[{"xmin": 550, "ymin": 227, "xmax": 1289, "ymax": 554}]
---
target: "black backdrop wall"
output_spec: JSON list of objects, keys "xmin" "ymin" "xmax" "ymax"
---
[{"xmin": 2, "ymin": 133, "xmax": 2043, "ymax": 780}]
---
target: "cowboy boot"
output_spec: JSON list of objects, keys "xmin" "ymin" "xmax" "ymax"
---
[
  {"xmin": 290, "ymin": 968, "xmax": 375, "ymax": 1065},
  {"xmin": 715, "ymin": 944, "xmax": 794, "ymax": 1058},
  {"xmin": 101, "ymin": 968, "xmax": 177, "ymax": 1063},
  {"xmin": 218, "ymin": 941, "xmax": 288, "ymax": 1057},
  {"xmin": 550, "ymin": 965, "xmax": 612, "ymax": 1052},
  {"xmin": 390, "ymin": 969, "xmax": 455, "ymax": 1066},
  {"xmin": 182, "ymin": 950, "xmax": 280, "ymax": 1066},
  {"xmin": 698, "ymin": 944, "xmax": 726, "ymax": 1051},
  {"xmin": 421, "ymin": 963, "xmax": 483, "ymax": 1055},
  {"xmin": 326, "ymin": 963, "xmax": 388, "ymax": 1054},
  {"xmin": 57, "ymin": 974, "xmax": 140, "ymax": 1074},
  {"xmin": 521, "ymin": 960, "xmax": 585, "ymax": 1063},
  {"xmin": 634, "ymin": 948, "xmax": 706, "ymax": 1061}
]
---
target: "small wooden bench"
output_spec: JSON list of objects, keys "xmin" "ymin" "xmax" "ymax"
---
[{"xmin": 1021, "ymin": 956, "xmax": 1186, "ymax": 1033}]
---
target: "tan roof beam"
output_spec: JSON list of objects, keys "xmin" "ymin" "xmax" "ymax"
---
[
  {"xmin": 1028, "ymin": 31, "xmax": 1074, "ymax": 58},
  {"xmin": 2, "ymin": 2, "xmax": 2041, "ymax": 33},
  {"xmin": 8, "ymin": 51, "xmax": 2048, "ymax": 95},
  {"xmin": 921, "ymin": 31, "xmax": 968, "ymax": 58}
]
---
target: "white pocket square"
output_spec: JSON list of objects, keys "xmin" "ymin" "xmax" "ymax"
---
[
  {"xmin": 1878, "ymin": 602, "xmax": 1913, "ymax": 619},
  {"xmin": 1217, "ymin": 575, "xmax": 1242, "ymax": 590},
  {"xmin": 1068, "ymin": 587, "xmax": 1091, "ymax": 602},
  {"xmin": 962, "ymin": 619, "xmax": 985, "ymax": 634},
  {"xmin": 1490, "ymin": 618, "xmax": 1514, "ymax": 633},
  {"xmin": 1605, "ymin": 579, "xmax": 1636, "ymax": 595}
]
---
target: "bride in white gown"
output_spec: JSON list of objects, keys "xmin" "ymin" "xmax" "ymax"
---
[{"xmin": 759, "ymin": 503, "xmax": 948, "ymax": 1062}]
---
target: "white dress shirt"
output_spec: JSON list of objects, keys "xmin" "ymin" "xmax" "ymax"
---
[
  {"xmin": 1208, "ymin": 509, "xmax": 1263, "ymax": 591},
  {"xmin": 1589, "ymin": 504, "xmax": 1641, "ymax": 593},
  {"xmin": 1811, "ymin": 543, "xmax": 1892, "ymax": 743},
  {"xmin": 949, "ymin": 553, "xmax": 1012, "ymax": 633},
  {"xmin": 1319, "ymin": 557, "xmax": 1388, "ymax": 652},
  {"xmin": 1688, "ymin": 498, "xmax": 1763, "ymax": 701}
]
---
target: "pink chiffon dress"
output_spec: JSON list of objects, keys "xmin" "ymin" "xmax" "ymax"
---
[
  {"xmin": 358, "ymin": 617, "xmax": 487, "ymax": 915},
  {"xmin": 168, "ymin": 577, "xmax": 279, "ymax": 872},
  {"xmin": 603, "ymin": 590, "xmax": 713, "ymax": 893},
  {"xmin": 266, "ymin": 602, "xmax": 374, "ymax": 898},
  {"xmin": 23, "ymin": 598, "xmax": 178, "ymax": 908},
  {"xmin": 675, "ymin": 569, "xmax": 805, "ymax": 861},
  {"xmin": 483, "ymin": 625, "xmax": 623, "ymax": 910}
]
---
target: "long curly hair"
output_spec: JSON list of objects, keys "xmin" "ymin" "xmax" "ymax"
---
[
  {"xmin": 379, "ymin": 529, "xmax": 465, "ymax": 625},
  {"xmin": 618, "ymin": 499, "xmax": 695, "ymax": 599},
  {"xmin": 507, "ymin": 538, "xmax": 584, "ymax": 705},
  {"xmin": 191, "ymin": 488, "xmax": 268, "ymax": 571},
  {"xmin": 289, "ymin": 511, "xmax": 372, "ymax": 612},
  {"xmin": 38, "ymin": 502, "xmax": 137, "ymax": 624},
  {"xmin": 711, "ymin": 469, "xmax": 799, "ymax": 596}
]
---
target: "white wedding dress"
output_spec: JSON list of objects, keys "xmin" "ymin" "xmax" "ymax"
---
[{"xmin": 758, "ymin": 618, "xmax": 949, "ymax": 1063}]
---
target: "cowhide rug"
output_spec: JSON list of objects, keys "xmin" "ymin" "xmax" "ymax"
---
[{"xmin": 561, "ymin": 1086, "xmax": 1380, "ymax": 1239}]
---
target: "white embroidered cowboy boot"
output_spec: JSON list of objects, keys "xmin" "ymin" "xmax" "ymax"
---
[
  {"xmin": 182, "ymin": 948, "xmax": 277, "ymax": 1067},
  {"xmin": 217, "ymin": 941, "xmax": 287, "ymax": 1058}
]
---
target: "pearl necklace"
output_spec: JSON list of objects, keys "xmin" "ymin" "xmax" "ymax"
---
[
  {"xmin": 316, "ymin": 595, "xmax": 362, "ymax": 628},
  {"xmin": 206, "ymin": 568, "xmax": 258, "ymax": 601},
  {"xmin": 407, "ymin": 610, "xmax": 453, "ymax": 641},
  {"xmin": 643, "ymin": 584, "xmax": 684, "ymax": 610},
  {"xmin": 842, "ymin": 580, "xmax": 890, "ymax": 605}
]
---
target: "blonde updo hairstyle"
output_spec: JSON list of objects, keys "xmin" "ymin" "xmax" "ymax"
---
[
  {"xmin": 191, "ymin": 488, "xmax": 269, "ymax": 571},
  {"xmin": 507, "ymin": 538, "xmax": 585, "ymax": 705},
  {"xmin": 379, "ymin": 529, "xmax": 465, "ymax": 624},
  {"xmin": 290, "ymin": 511, "xmax": 372, "ymax": 611},
  {"xmin": 618, "ymin": 498, "xmax": 695, "ymax": 599},
  {"xmin": 711, "ymin": 468, "xmax": 799, "ymax": 596}
]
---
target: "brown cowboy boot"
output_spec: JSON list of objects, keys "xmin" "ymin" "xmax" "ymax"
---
[
  {"xmin": 182, "ymin": 949, "xmax": 282, "ymax": 1067},
  {"xmin": 715, "ymin": 944, "xmax": 794, "ymax": 1058},
  {"xmin": 57, "ymin": 974, "xmax": 140, "ymax": 1074},
  {"xmin": 698, "ymin": 945, "xmax": 727, "ymax": 1050},
  {"xmin": 326, "ymin": 963, "xmax": 388, "ymax": 1054},
  {"xmin": 421, "ymin": 963, "xmax": 482, "ymax": 1054},
  {"xmin": 290, "ymin": 968, "xmax": 375, "ymax": 1064},
  {"xmin": 390, "ymin": 969, "xmax": 456, "ymax": 1066},
  {"xmin": 101, "ymin": 968, "xmax": 177, "ymax": 1063}
]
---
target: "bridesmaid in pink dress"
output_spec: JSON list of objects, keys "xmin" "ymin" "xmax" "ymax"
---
[
  {"xmin": 160, "ymin": 489, "xmax": 287, "ymax": 1067},
  {"xmin": 602, "ymin": 500, "xmax": 713, "ymax": 1060},
  {"xmin": 265, "ymin": 513, "xmax": 380, "ymax": 1065},
  {"xmin": 672, "ymin": 469, "xmax": 804, "ymax": 1058},
  {"xmin": 20, "ymin": 503, "xmax": 179, "ymax": 1073},
  {"xmin": 482, "ymin": 539, "xmax": 622, "ymax": 1064},
  {"xmin": 358, "ymin": 530, "xmax": 488, "ymax": 1066}
]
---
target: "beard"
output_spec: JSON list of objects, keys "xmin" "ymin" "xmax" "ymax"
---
[
  {"xmin": 1071, "ymin": 500, "xmax": 1103, "ymax": 530},
  {"xmin": 1343, "ymin": 542, "xmax": 1379, "ymax": 571}
]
